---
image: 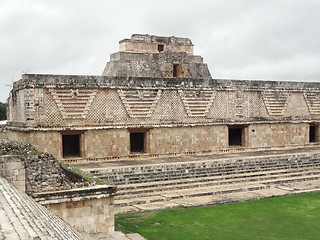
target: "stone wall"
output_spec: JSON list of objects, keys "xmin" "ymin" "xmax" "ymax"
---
[
  {"xmin": 6, "ymin": 74, "xmax": 320, "ymax": 161},
  {"xmin": 34, "ymin": 186, "xmax": 116, "ymax": 234},
  {"xmin": 0, "ymin": 139, "xmax": 117, "ymax": 236},
  {"xmin": 0, "ymin": 155, "xmax": 25, "ymax": 191},
  {"xmin": 0, "ymin": 124, "xmax": 7, "ymax": 139},
  {"xmin": 150, "ymin": 125, "xmax": 227, "ymax": 155},
  {"xmin": 119, "ymin": 34, "xmax": 194, "ymax": 55},
  {"xmin": 85, "ymin": 129, "xmax": 128, "ymax": 158},
  {"xmin": 7, "ymin": 121, "xmax": 317, "ymax": 162},
  {"xmin": 93, "ymin": 151, "xmax": 320, "ymax": 185},
  {"xmin": 247, "ymin": 123, "xmax": 309, "ymax": 148},
  {"xmin": 7, "ymin": 75, "xmax": 320, "ymax": 128},
  {"xmin": 102, "ymin": 51, "xmax": 209, "ymax": 78},
  {"xmin": 7, "ymin": 89, "xmax": 26, "ymax": 123},
  {"xmin": 0, "ymin": 139, "xmax": 91, "ymax": 194}
]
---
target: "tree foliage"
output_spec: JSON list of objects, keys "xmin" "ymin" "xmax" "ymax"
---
[{"xmin": 0, "ymin": 102, "xmax": 7, "ymax": 120}]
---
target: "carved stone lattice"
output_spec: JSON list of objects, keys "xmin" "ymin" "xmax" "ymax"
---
[
  {"xmin": 152, "ymin": 90, "xmax": 188, "ymax": 120},
  {"xmin": 246, "ymin": 91, "xmax": 268, "ymax": 118},
  {"xmin": 44, "ymin": 89, "xmax": 63, "ymax": 123},
  {"xmin": 206, "ymin": 91, "xmax": 231, "ymax": 119},
  {"xmin": 262, "ymin": 91, "xmax": 291, "ymax": 116},
  {"xmin": 118, "ymin": 89, "xmax": 162, "ymax": 118},
  {"xmin": 179, "ymin": 90, "xmax": 216, "ymax": 117},
  {"xmin": 228, "ymin": 90, "xmax": 245, "ymax": 118},
  {"xmin": 49, "ymin": 89, "xmax": 97, "ymax": 119}
]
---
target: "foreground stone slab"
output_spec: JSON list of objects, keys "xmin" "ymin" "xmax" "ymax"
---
[
  {"xmin": 0, "ymin": 177, "xmax": 85, "ymax": 239},
  {"xmin": 33, "ymin": 185, "xmax": 117, "ymax": 235}
]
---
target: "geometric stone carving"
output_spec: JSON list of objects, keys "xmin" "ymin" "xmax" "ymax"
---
[
  {"xmin": 49, "ymin": 89, "xmax": 97, "ymax": 119},
  {"xmin": 262, "ymin": 91, "xmax": 291, "ymax": 116},
  {"xmin": 178, "ymin": 90, "xmax": 216, "ymax": 117},
  {"xmin": 228, "ymin": 90, "xmax": 245, "ymax": 118},
  {"xmin": 118, "ymin": 89, "xmax": 162, "ymax": 118},
  {"xmin": 303, "ymin": 92, "xmax": 320, "ymax": 115}
]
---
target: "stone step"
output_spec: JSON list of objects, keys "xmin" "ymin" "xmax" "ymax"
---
[
  {"xmin": 115, "ymin": 171, "xmax": 320, "ymax": 201},
  {"xmin": 115, "ymin": 173, "xmax": 320, "ymax": 210},
  {"xmin": 116, "ymin": 167, "xmax": 320, "ymax": 191},
  {"xmin": 126, "ymin": 233, "xmax": 148, "ymax": 240},
  {"xmin": 115, "ymin": 168, "xmax": 320, "ymax": 198},
  {"xmin": 0, "ymin": 178, "xmax": 84, "ymax": 239},
  {"xmin": 100, "ymin": 160, "xmax": 320, "ymax": 185},
  {"xmin": 109, "ymin": 231, "xmax": 147, "ymax": 240},
  {"xmin": 1, "ymin": 178, "xmax": 53, "ymax": 238},
  {"xmin": 109, "ymin": 231, "xmax": 131, "ymax": 240},
  {"xmin": 115, "ymin": 182, "xmax": 269, "ymax": 208},
  {"xmin": 122, "ymin": 187, "xmax": 290, "ymax": 214},
  {"xmin": 94, "ymin": 156, "xmax": 320, "ymax": 174}
]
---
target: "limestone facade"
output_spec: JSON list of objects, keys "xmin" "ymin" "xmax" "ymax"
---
[
  {"xmin": 0, "ymin": 155, "xmax": 25, "ymax": 191},
  {"xmin": 102, "ymin": 34, "xmax": 210, "ymax": 78},
  {"xmin": 6, "ymin": 34, "xmax": 320, "ymax": 163},
  {"xmin": 34, "ymin": 185, "xmax": 116, "ymax": 234}
]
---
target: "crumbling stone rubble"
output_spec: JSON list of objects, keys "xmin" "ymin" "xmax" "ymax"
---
[{"xmin": 0, "ymin": 139, "xmax": 94, "ymax": 194}]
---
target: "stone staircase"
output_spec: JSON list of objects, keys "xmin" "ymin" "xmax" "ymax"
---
[
  {"xmin": 114, "ymin": 167, "xmax": 320, "ymax": 213},
  {"xmin": 78, "ymin": 148, "xmax": 320, "ymax": 214},
  {"xmin": 0, "ymin": 177, "xmax": 85, "ymax": 239}
]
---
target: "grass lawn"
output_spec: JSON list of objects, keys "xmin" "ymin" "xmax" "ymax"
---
[{"xmin": 115, "ymin": 192, "xmax": 320, "ymax": 240}]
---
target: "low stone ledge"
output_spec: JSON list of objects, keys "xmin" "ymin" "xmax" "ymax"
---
[
  {"xmin": 33, "ymin": 185, "xmax": 117, "ymax": 234},
  {"xmin": 16, "ymin": 74, "xmax": 320, "ymax": 91},
  {"xmin": 33, "ymin": 185, "xmax": 117, "ymax": 204},
  {"xmin": 0, "ymin": 155, "xmax": 25, "ymax": 192}
]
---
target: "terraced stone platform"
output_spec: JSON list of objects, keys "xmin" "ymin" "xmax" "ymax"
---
[{"xmin": 73, "ymin": 147, "xmax": 320, "ymax": 214}]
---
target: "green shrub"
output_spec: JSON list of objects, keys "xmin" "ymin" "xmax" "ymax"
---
[{"xmin": 0, "ymin": 102, "xmax": 7, "ymax": 120}]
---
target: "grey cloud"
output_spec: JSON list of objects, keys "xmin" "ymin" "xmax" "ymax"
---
[{"xmin": 1, "ymin": 0, "xmax": 320, "ymax": 102}]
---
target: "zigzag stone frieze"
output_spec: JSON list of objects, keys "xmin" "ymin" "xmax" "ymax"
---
[
  {"xmin": 262, "ymin": 91, "xmax": 291, "ymax": 116},
  {"xmin": 118, "ymin": 89, "xmax": 162, "ymax": 118},
  {"xmin": 304, "ymin": 92, "xmax": 320, "ymax": 115},
  {"xmin": 49, "ymin": 89, "xmax": 97, "ymax": 119},
  {"xmin": 179, "ymin": 90, "xmax": 216, "ymax": 117}
]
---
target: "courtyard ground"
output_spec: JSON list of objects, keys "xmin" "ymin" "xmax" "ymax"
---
[{"xmin": 115, "ymin": 191, "xmax": 320, "ymax": 240}]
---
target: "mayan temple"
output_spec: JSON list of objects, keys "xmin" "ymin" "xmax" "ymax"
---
[{"xmin": 6, "ymin": 34, "xmax": 320, "ymax": 162}]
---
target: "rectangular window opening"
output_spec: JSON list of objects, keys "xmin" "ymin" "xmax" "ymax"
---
[
  {"xmin": 309, "ymin": 125, "xmax": 318, "ymax": 142},
  {"xmin": 173, "ymin": 64, "xmax": 180, "ymax": 77},
  {"xmin": 62, "ymin": 134, "xmax": 80, "ymax": 158},
  {"xmin": 228, "ymin": 127, "xmax": 243, "ymax": 147},
  {"xmin": 130, "ymin": 132, "xmax": 145, "ymax": 153},
  {"xmin": 158, "ymin": 44, "xmax": 164, "ymax": 52}
]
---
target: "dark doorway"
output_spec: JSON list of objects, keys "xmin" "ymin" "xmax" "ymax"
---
[
  {"xmin": 173, "ymin": 64, "xmax": 181, "ymax": 77},
  {"xmin": 158, "ymin": 44, "xmax": 164, "ymax": 52},
  {"xmin": 229, "ymin": 128, "xmax": 243, "ymax": 147},
  {"xmin": 63, "ymin": 134, "xmax": 80, "ymax": 157},
  {"xmin": 309, "ymin": 125, "xmax": 317, "ymax": 142},
  {"xmin": 130, "ymin": 132, "xmax": 145, "ymax": 153}
]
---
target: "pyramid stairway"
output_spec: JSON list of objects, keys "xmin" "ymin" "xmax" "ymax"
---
[{"xmin": 76, "ymin": 147, "xmax": 320, "ymax": 214}]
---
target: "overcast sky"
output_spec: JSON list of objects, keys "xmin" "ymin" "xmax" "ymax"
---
[{"xmin": 1, "ymin": 0, "xmax": 320, "ymax": 103}]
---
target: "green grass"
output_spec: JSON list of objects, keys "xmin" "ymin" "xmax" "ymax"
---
[{"xmin": 116, "ymin": 192, "xmax": 320, "ymax": 240}]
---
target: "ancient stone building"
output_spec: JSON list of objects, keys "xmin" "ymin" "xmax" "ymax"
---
[
  {"xmin": 6, "ymin": 34, "xmax": 320, "ymax": 163},
  {"xmin": 102, "ymin": 34, "xmax": 211, "ymax": 79}
]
